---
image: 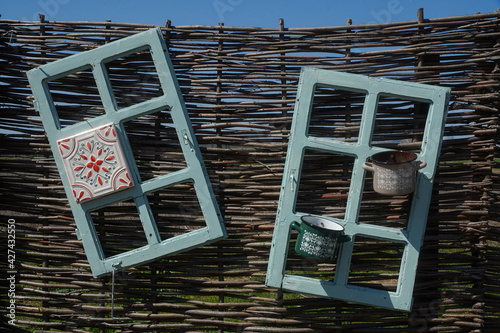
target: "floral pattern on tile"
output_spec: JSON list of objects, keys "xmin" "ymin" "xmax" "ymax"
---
[{"xmin": 57, "ymin": 123, "xmax": 134, "ymax": 203}]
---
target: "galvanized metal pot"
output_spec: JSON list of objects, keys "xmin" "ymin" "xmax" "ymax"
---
[
  {"xmin": 291, "ymin": 216, "xmax": 350, "ymax": 263},
  {"xmin": 362, "ymin": 151, "xmax": 426, "ymax": 196}
]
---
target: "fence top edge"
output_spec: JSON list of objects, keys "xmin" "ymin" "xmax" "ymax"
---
[{"xmin": 0, "ymin": 10, "xmax": 499, "ymax": 33}]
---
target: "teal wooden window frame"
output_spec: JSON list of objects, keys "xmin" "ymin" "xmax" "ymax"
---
[
  {"xmin": 27, "ymin": 28, "xmax": 227, "ymax": 278},
  {"xmin": 265, "ymin": 68, "xmax": 450, "ymax": 311}
]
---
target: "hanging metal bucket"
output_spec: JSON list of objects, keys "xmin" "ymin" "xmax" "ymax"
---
[
  {"xmin": 362, "ymin": 151, "xmax": 426, "ymax": 196},
  {"xmin": 291, "ymin": 216, "xmax": 350, "ymax": 263}
]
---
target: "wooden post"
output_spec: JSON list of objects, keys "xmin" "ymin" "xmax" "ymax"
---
[
  {"xmin": 411, "ymin": 7, "xmax": 441, "ymax": 330},
  {"xmin": 216, "ymin": 22, "xmax": 225, "ymax": 333}
]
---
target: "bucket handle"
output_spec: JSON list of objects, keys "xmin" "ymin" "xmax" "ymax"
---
[
  {"xmin": 415, "ymin": 160, "xmax": 427, "ymax": 170},
  {"xmin": 363, "ymin": 160, "xmax": 426, "ymax": 171},
  {"xmin": 362, "ymin": 162, "xmax": 374, "ymax": 172}
]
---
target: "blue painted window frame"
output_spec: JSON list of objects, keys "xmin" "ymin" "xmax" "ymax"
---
[
  {"xmin": 265, "ymin": 68, "xmax": 450, "ymax": 311},
  {"xmin": 28, "ymin": 28, "xmax": 227, "ymax": 278}
]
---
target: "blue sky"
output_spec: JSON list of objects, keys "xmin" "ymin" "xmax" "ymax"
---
[{"xmin": 2, "ymin": 0, "xmax": 499, "ymax": 28}]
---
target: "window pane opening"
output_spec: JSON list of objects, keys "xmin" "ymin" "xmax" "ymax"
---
[
  {"xmin": 90, "ymin": 199, "xmax": 148, "ymax": 259},
  {"xmin": 47, "ymin": 66, "xmax": 105, "ymax": 128},
  {"xmin": 296, "ymin": 149, "xmax": 355, "ymax": 220},
  {"xmin": 105, "ymin": 49, "xmax": 163, "ymax": 109},
  {"xmin": 308, "ymin": 86, "xmax": 366, "ymax": 142},
  {"xmin": 148, "ymin": 181, "xmax": 206, "ymax": 242},
  {"xmin": 124, "ymin": 110, "xmax": 187, "ymax": 182},
  {"xmin": 348, "ymin": 236, "xmax": 404, "ymax": 292}
]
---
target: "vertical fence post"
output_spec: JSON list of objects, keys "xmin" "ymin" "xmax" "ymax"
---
[
  {"xmin": 410, "ymin": 7, "xmax": 442, "ymax": 330},
  {"xmin": 216, "ymin": 21, "xmax": 225, "ymax": 333},
  {"xmin": 103, "ymin": 20, "xmax": 113, "ymax": 330},
  {"xmin": 37, "ymin": 12, "xmax": 52, "ymax": 327},
  {"xmin": 468, "ymin": 13, "xmax": 496, "ymax": 327},
  {"xmin": 279, "ymin": 18, "xmax": 288, "ymax": 150},
  {"xmin": 276, "ymin": 18, "xmax": 286, "ymax": 313}
]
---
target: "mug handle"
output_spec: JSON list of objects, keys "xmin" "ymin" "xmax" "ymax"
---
[
  {"xmin": 339, "ymin": 234, "xmax": 351, "ymax": 243},
  {"xmin": 362, "ymin": 162, "xmax": 374, "ymax": 172},
  {"xmin": 291, "ymin": 221, "xmax": 301, "ymax": 231}
]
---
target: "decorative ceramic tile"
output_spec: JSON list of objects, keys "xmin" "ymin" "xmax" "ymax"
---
[{"xmin": 58, "ymin": 123, "xmax": 134, "ymax": 203}]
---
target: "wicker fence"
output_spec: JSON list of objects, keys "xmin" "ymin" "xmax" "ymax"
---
[{"xmin": 1, "ymin": 9, "xmax": 499, "ymax": 332}]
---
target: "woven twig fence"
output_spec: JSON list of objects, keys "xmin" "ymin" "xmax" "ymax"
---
[{"xmin": 1, "ymin": 9, "xmax": 499, "ymax": 332}]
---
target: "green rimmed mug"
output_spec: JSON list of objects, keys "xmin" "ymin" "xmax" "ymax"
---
[{"xmin": 291, "ymin": 216, "xmax": 350, "ymax": 263}]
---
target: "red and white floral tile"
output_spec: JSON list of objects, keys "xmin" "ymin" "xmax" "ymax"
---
[{"xmin": 57, "ymin": 123, "xmax": 134, "ymax": 203}]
